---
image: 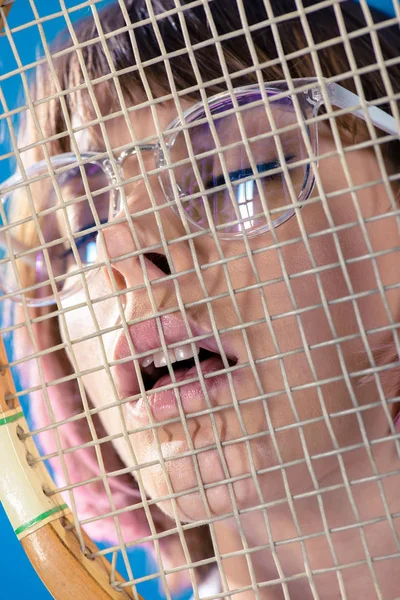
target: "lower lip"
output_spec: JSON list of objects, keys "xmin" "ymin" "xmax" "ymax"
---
[{"xmin": 125, "ymin": 357, "xmax": 233, "ymax": 423}]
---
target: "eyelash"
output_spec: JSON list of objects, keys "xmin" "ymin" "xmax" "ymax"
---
[
  {"xmin": 205, "ymin": 155, "xmax": 295, "ymax": 190},
  {"xmin": 60, "ymin": 230, "xmax": 97, "ymax": 260}
]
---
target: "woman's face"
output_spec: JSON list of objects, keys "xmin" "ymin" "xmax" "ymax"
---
[{"xmin": 59, "ymin": 97, "xmax": 399, "ymax": 524}]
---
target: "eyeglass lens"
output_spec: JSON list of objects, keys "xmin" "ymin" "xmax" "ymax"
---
[
  {"xmin": 162, "ymin": 91, "xmax": 310, "ymax": 235},
  {"xmin": 0, "ymin": 162, "xmax": 109, "ymax": 302}
]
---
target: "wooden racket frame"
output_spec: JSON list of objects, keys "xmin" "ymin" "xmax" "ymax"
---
[
  {"xmin": 0, "ymin": 333, "xmax": 141, "ymax": 600},
  {"xmin": 0, "ymin": 0, "xmax": 13, "ymax": 32}
]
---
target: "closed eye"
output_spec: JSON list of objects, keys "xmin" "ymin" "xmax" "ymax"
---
[
  {"xmin": 205, "ymin": 155, "xmax": 295, "ymax": 189},
  {"xmin": 60, "ymin": 219, "xmax": 107, "ymax": 263}
]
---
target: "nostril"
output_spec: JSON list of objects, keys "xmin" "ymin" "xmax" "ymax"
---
[{"xmin": 144, "ymin": 252, "xmax": 171, "ymax": 276}]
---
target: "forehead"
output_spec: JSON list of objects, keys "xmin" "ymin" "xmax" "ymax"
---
[{"xmin": 73, "ymin": 94, "xmax": 188, "ymax": 155}]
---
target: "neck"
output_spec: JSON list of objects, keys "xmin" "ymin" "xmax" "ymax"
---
[{"xmin": 212, "ymin": 444, "xmax": 400, "ymax": 600}]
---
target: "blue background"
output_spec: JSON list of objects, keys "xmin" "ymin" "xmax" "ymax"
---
[{"xmin": 0, "ymin": 0, "xmax": 397, "ymax": 598}]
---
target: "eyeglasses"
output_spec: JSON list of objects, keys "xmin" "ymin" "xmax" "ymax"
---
[{"xmin": 0, "ymin": 78, "xmax": 397, "ymax": 307}]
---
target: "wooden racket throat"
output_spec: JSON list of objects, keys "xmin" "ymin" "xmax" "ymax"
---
[
  {"xmin": 0, "ymin": 0, "xmax": 13, "ymax": 32},
  {"xmin": 0, "ymin": 337, "xmax": 140, "ymax": 600}
]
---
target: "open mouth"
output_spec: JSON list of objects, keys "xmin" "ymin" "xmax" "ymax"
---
[{"xmin": 140, "ymin": 347, "xmax": 237, "ymax": 392}]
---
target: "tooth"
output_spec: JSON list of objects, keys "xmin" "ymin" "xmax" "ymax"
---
[
  {"xmin": 174, "ymin": 344, "xmax": 199, "ymax": 362},
  {"xmin": 142, "ymin": 355, "xmax": 154, "ymax": 368},
  {"xmin": 153, "ymin": 349, "xmax": 176, "ymax": 368}
]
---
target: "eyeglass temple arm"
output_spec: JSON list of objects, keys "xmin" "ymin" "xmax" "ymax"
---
[{"xmin": 329, "ymin": 82, "xmax": 398, "ymax": 136}]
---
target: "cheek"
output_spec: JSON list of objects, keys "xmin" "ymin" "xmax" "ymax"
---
[
  {"xmin": 218, "ymin": 152, "xmax": 398, "ymax": 452},
  {"xmin": 59, "ymin": 272, "xmax": 124, "ymax": 407},
  {"xmin": 60, "ymin": 282, "xmax": 140, "ymax": 468},
  {"xmin": 269, "ymin": 145, "xmax": 400, "ymax": 354},
  {"xmin": 60, "ymin": 270, "xmax": 121, "ymax": 356}
]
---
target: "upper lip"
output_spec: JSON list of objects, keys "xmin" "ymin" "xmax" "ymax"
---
[{"xmin": 113, "ymin": 313, "xmax": 236, "ymax": 399}]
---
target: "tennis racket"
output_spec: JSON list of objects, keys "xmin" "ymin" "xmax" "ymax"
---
[{"xmin": 0, "ymin": 0, "xmax": 399, "ymax": 599}]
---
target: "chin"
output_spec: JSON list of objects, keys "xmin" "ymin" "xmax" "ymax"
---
[{"xmin": 137, "ymin": 432, "xmax": 273, "ymax": 523}]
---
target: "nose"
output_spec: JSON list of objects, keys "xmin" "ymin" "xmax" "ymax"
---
[{"xmin": 98, "ymin": 176, "xmax": 207, "ymax": 308}]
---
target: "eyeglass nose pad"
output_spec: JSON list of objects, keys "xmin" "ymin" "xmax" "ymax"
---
[
  {"xmin": 100, "ymin": 159, "xmax": 121, "ymax": 221},
  {"xmin": 108, "ymin": 185, "xmax": 121, "ymax": 221}
]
